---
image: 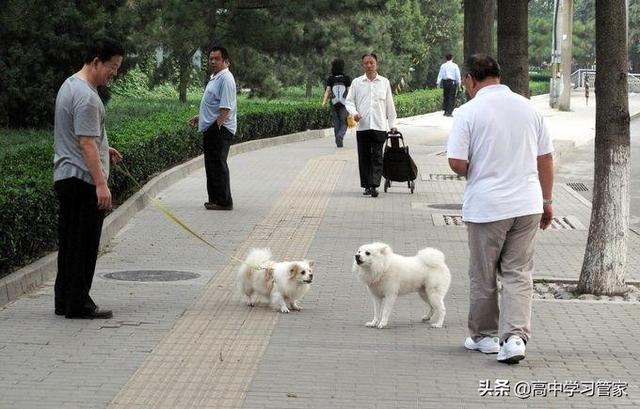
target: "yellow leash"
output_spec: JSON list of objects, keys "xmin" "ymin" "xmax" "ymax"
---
[{"xmin": 113, "ymin": 162, "xmax": 256, "ymax": 268}]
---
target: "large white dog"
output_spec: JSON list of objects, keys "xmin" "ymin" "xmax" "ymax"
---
[
  {"xmin": 353, "ymin": 242, "xmax": 451, "ymax": 328},
  {"xmin": 238, "ymin": 248, "xmax": 314, "ymax": 313}
]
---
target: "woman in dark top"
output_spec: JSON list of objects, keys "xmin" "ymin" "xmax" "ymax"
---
[{"xmin": 322, "ymin": 58, "xmax": 352, "ymax": 147}]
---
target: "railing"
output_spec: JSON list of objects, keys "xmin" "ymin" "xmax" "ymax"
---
[
  {"xmin": 570, "ymin": 69, "xmax": 595, "ymax": 88},
  {"xmin": 570, "ymin": 69, "xmax": 640, "ymax": 92}
]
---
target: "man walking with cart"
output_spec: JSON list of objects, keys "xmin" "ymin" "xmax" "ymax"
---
[{"xmin": 345, "ymin": 53, "xmax": 397, "ymax": 198}]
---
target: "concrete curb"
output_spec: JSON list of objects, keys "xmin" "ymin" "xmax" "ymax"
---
[{"xmin": 0, "ymin": 128, "xmax": 332, "ymax": 308}]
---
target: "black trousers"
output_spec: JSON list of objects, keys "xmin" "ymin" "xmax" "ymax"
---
[
  {"xmin": 442, "ymin": 79, "xmax": 457, "ymax": 115},
  {"xmin": 54, "ymin": 178, "xmax": 105, "ymax": 315},
  {"xmin": 203, "ymin": 125, "xmax": 233, "ymax": 206},
  {"xmin": 356, "ymin": 130, "xmax": 386, "ymax": 188}
]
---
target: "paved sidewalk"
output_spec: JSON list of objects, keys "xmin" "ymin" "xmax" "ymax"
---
[{"xmin": 1, "ymin": 91, "xmax": 640, "ymax": 408}]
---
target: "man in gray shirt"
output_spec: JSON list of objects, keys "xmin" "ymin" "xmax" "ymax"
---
[
  {"xmin": 189, "ymin": 46, "xmax": 237, "ymax": 210},
  {"xmin": 53, "ymin": 38, "xmax": 124, "ymax": 319}
]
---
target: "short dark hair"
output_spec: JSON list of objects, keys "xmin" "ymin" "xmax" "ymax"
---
[
  {"xmin": 445, "ymin": 53, "xmax": 453, "ymax": 61},
  {"xmin": 83, "ymin": 37, "xmax": 124, "ymax": 64},
  {"xmin": 361, "ymin": 53, "xmax": 378, "ymax": 62},
  {"xmin": 209, "ymin": 46, "xmax": 229, "ymax": 60},
  {"xmin": 331, "ymin": 58, "xmax": 345, "ymax": 76},
  {"xmin": 464, "ymin": 54, "xmax": 501, "ymax": 81}
]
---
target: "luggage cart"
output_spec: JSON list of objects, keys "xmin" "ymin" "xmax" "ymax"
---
[{"xmin": 382, "ymin": 131, "xmax": 417, "ymax": 194}]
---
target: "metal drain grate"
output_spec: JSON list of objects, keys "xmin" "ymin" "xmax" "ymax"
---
[
  {"xmin": 428, "ymin": 203, "xmax": 463, "ymax": 210},
  {"xmin": 423, "ymin": 173, "xmax": 466, "ymax": 181},
  {"xmin": 432, "ymin": 214, "xmax": 586, "ymax": 229},
  {"xmin": 551, "ymin": 216, "xmax": 586, "ymax": 230},
  {"xmin": 432, "ymin": 214, "xmax": 464, "ymax": 226},
  {"xmin": 567, "ymin": 182, "xmax": 589, "ymax": 192},
  {"xmin": 103, "ymin": 270, "xmax": 200, "ymax": 282}
]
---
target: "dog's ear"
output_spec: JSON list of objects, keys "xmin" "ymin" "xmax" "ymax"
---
[
  {"xmin": 380, "ymin": 244, "xmax": 391, "ymax": 255},
  {"xmin": 288, "ymin": 264, "xmax": 299, "ymax": 279}
]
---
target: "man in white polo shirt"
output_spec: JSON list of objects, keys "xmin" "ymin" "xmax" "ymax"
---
[
  {"xmin": 436, "ymin": 53, "xmax": 461, "ymax": 117},
  {"xmin": 345, "ymin": 53, "xmax": 397, "ymax": 198},
  {"xmin": 447, "ymin": 54, "xmax": 554, "ymax": 364}
]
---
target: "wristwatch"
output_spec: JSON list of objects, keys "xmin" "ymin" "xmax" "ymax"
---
[{"xmin": 543, "ymin": 199, "xmax": 553, "ymax": 205}]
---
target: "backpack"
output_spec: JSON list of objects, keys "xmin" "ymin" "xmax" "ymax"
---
[{"xmin": 330, "ymin": 76, "xmax": 348, "ymax": 106}]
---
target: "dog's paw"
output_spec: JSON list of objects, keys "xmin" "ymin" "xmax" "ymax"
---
[
  {"xmin": 290, "ymin": 304, "xmax": 302, "ymax": 311},
  {"xmin": 279, "ymin": 307, "xmax": 290, "ymax": 313},
  {"xmin": 430, "ymin": 322, "xmax": 444, "ymax": 328},
  {"xmin": 376, "ymin": 322, "xmax": 388, "ymax": 329},
  {"xmin": 421, "ymin": 315, "xmax": 431, "ymax": 322},
  {"xmin": 365, "ymin": 320, "xmax": 379, "ymax": 327}
]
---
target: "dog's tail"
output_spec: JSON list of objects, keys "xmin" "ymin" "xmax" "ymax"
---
[
  {"xmin": 243, "ymin": 248, "xmax": 273, "ymax": 273},
  {"xmin": 417, "ymin": 247, "xmax": 446, "ymax": 268}
]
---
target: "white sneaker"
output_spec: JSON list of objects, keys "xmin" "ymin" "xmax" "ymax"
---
[
  {"xmin": 497, "ymin": 335, "xmax": 526, "ymax": 364},
  {"xmin": 464, "ymin": 336, "xmax": 500, "ymax": 354}
]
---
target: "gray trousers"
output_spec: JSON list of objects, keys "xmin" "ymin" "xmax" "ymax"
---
[{"xmin": 466, "ymin": 214, "xmax": 541, "ymax": 344}]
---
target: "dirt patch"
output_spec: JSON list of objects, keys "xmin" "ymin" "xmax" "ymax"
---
[{"xmin": 533, "ymin": 281, "xmax": 640, "ymax": 303}]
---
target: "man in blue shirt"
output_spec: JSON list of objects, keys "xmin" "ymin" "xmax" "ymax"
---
[{"xmin": 189, "ymin": 46, "xmax": 237, "ymax": 210}]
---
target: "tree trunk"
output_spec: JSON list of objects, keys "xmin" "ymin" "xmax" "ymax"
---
[
  {"xmin": 578, "ymin": 0, "xmax": 630, "ymax": 296},
  {"xmin": 178, "ymin": 51, "xmax": 195, "ymax": 103},
  {"xmin": 558, "ymin": 0, "xmax": 574, "ymax": 111},
  {"xmin": 464, "ymin": 0, "xmax": 495, "ymax": 63},
  {"xmin": 305, "ymin": 75, "xmax": 313, "ymax": 98},
  {"xmin": 496, "ymin": 0, "xmax": 529, "ymax": 97}
]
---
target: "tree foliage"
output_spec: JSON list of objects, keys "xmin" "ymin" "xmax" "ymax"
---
[
  {"xmin": 529, "ymin": 0, "xmax": 596, "ymax": 70},
  {"xmin": 0, "ymin": 0, "xmax": 138, "ymax": 127}
]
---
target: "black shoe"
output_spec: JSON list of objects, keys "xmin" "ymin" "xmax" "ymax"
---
[
  {"xmin": 205, "ymin": 202, "xmax": 233, "ymax": 210},
  {"xmin": 371, "ymin": 187, "xmax": 379, "ymax": 198},
  {"xmin": 363, "ymin": 187, "xmax": 372, "ymax": 196},
  {"xmin": 65, "ymin": 308, "xmax": 113, "ymax": 319},
  {"xmin": 55, "ymin": 301, "xmax": 65, "ymax": 316},
  {"xmin": 55, "ymin": 298, "xmax": 96, "ymax": 316}
]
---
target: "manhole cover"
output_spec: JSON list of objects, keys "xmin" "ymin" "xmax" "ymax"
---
[
  {"xmin": 103, "ymin": 270, "xmax": 200, "ymax": 282},
  {"xmin": 428, "ymin": 203, "xmax": 463, "ymax": 210}
]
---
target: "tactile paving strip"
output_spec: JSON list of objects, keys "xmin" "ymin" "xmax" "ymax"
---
[{"xmin": 108, "ymin": 155, "xmax": 344, "ymax": 409}]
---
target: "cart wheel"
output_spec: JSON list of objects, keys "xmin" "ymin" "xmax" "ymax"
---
[
  {"xmin": 384, "ymin": 179, "xmax": 390, "ymax": 192},
  {"xmin": 410, "ymin": 180, "xmax": 415, "ymax": 194}
]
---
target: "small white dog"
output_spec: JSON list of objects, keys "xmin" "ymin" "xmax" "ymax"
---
[
  {"xmin": 238, "ymin": 248, "xmax": 314, "ymax": 313},
  {"xmin": 353, "ymin": 242, "xmax": 451, "ymax": 328}
]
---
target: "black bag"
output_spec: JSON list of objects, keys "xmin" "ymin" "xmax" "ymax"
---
[{"xmin": 382, "ymin": 131, "xmax": 418, "ymax": 184}]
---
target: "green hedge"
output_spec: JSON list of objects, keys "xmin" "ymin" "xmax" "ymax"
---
[
  {"xmin": 530, "ymin": 81, "xmax": 550, "ymax": 96},
  {"xmin": 530, "ymin": 72, "xmax": 551, "ymax": 83}
]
